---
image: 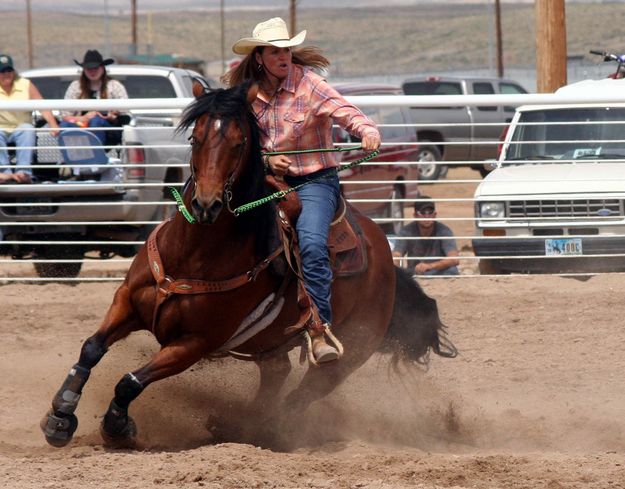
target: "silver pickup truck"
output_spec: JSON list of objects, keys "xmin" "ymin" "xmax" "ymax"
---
[
  {"xmin": 0, "ymin": 65, "xmax": 212, "ymax": 277},
  {"xmin": 402, "ymin": 75, "xmax": 527, "ymax": 180}
]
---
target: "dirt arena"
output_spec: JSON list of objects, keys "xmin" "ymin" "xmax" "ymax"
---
[{"xmin": 1, "ymin": 270, "xmax": 625, "ymax": 489}]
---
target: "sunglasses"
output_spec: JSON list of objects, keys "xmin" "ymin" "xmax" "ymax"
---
[{"xmin": 0, "ymin": 67, "xmax": 14, "ymax": 73}]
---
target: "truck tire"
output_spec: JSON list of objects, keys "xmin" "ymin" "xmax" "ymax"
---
[
  {"xmin": 34, "ymin": 251, "xmax": 83, "ymax": 279},
  {"xmin": 416, "ymin": 144, "xmax": 443, "ymax": 181},
  {"xmin": 478, "ymin": 259, "xmax": 501, "ymax": 275}
]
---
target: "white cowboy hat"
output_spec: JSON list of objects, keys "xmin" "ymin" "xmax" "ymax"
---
[{"xmin": 232, "ymin": 17, "xmax": 307, "ymax": 55}]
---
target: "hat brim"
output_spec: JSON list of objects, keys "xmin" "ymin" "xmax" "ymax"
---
[
  {"xmin": 73, "ymin": 58, "xmax": 115, "ymax": 69},
  {"xmin": 232, "ymin": 30, "xmax": 306, "ymax": 55}
]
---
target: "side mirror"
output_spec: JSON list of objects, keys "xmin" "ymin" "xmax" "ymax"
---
[{"xmin": 483, "ymin": 160, "xmax": 498, "ymax": 172}]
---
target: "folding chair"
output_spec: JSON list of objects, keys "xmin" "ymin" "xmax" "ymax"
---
[{"xmin": 57, "ymin": 129, "xmax": 122, "ymax": 180}]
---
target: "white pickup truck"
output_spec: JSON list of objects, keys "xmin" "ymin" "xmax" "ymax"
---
[
  {"xmin": 472, "ymin": 78, "xmax": 625, "ymax": 274},
  {"xmin": 0, "ymin": 65, "xmax": 213, "ymax": 277}
]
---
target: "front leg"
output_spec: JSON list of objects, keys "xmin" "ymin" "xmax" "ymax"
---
[
  {"xmin": 41, "ymin": 283, "xmax": 140, "ymax": 447},
  {"xmin": 100, "ymin": 335, "xmax": 208, "ymax": 447}
]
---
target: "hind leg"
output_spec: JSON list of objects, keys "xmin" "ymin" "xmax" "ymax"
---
[
  {"xmin": 99, "ymin": 335, "xmax": 208, "ymax": 447},
  {"xmin": 206, "ymin": 352, "xmax": 293, "ymax": 445},
  {"xmin": 253, "ymin": 352, "xmax": 292, "ymax": 410},
  {"xmin": 41, "ymin": 283, "xmax": 141, "ymax": 447}
]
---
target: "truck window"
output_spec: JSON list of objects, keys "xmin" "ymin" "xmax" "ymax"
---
[
  {"xmin": 378, "ymin": 106, "xmax": 411, "ymax": 141},
  {"xmin": 30, "ymin": 75, "xmax": 177, "ymax": 99},
  {"xmin": 112, "ymin": 76, "xmax": 177, "ymax": 98},
  {"xmin": 499, "ymin": 82, "xmax": 527, "ymax": 112},
  {"xmin": 506, "ymin": 107, "xmax": 625, "ymax": 162},
  {"xmin": 402, "ymin": 81, "xmax": 462, "ymax": 110},
  {"xmin": 472, "ymin": 82, "xmax": 496, "ymax": 112},
  {"xmin": 29, "ymin": 77, "xmax": 74, "ymax": 99}
]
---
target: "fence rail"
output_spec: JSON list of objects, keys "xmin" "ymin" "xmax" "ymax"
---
[{"xmin": 2, "ymin": 91, "xmax": 625, "ymax": 281}]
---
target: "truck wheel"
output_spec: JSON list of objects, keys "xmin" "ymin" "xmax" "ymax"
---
[
  {"xmin": 381, "ymin": 186, "xmax": 405, "ymax": 235},
  {"xmin": 34, "ymin": 253, "xmax": 83, "ymax": 279},
  {"xmin": 417, "ymin": 144, "xmax": 443, "ymax": 181},
  {"xmin": 478, "ymin": 259, "xmax": 500, "ymax": 275}
]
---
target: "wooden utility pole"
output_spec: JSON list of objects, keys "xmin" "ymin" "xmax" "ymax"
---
[
  {"xmin": 220, "ymin": 0, "xmax": 226, "ymax": 73},
  {"xmin": 494, "ymin": 0, "xmax": 503, "ymax": 78},
  {"xmin": 26, "ymin": 0, "xmax": 33, "ymax": 68},
  {"xmin": 290, "ymin": 0, "xmax": 296, "ymax": 37},
  {"xmin": 131, "ymin": 0, "xmax": 138, "ymax": 55},
  {"xmin": 535, "ymin": 0, "xmax": 567, "ymax": 92}
]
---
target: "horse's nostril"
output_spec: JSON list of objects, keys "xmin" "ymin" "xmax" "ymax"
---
[
  {"xmin": 208, "ymin": 200, "xmax": 223, "ymax": 217},
  {"xmin": 191, "ymin": 197, "xmax": 203, "ymax": 214},
  {"xmin": 191, "ymin": 196, "xmax": 223, "ymax": 223}
]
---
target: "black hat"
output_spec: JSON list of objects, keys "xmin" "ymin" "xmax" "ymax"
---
[
  {"xmin": 74, "ymin": 50, "xmax": 114, "ymax": 69},
  {"xmin": 414, "ymin": 196, "xmax": 436, "ymax": 214},
  {"xmin": 0, "ymin": 54, "xmax": 14, "ymax": 71}
]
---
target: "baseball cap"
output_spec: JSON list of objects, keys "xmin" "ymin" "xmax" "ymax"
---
[{"xmin": 0, "ymin": 54, "xmax": 14, "ymax": 72}]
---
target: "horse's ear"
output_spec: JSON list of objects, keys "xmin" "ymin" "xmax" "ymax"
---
[
  {"xmin": 192, "ymin": 79, "xmax": 205, "ymax": 99},
  {"xmin": 246, "ymin": 82, "xmax": 259, "ymax": 104}
]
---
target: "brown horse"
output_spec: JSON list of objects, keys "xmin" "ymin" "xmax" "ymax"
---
[{"xmin": 41, "ymin": 80, "xmax": 454, "ymax": 448}]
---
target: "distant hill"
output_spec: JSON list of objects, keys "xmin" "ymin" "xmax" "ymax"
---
[
  {"xmin": 2, "ymin": 2, "xmax": 624, "ymax": 85},
  {"xmin": 1, "ymin": 0, "xmax": 592, "ymax": 14}
]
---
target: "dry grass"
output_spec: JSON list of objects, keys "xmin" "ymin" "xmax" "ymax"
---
[{"xmin": 3, "ymin": 3, "xmax": 625, "ymax": 78}]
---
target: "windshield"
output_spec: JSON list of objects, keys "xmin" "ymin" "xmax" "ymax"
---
[
  {"xmin": 505, "ymin": 107, "xmax": 625, "ymax": 164},
  {"xmin": 30, "ymin": 75, "xmax": 177, "ymax": 99}
]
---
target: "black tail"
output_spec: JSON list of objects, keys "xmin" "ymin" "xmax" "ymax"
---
[{"xmin": 379, "ymin": 267, "xmax": 458, "ymax": 367}]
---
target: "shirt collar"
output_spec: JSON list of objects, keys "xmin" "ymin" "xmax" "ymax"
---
[{"xmin": 256, "ymin": 64, "xmax": 301, "ymax": 103}]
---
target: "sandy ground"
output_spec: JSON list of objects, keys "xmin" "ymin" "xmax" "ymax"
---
[
  {"xmin": 1, "ymin": 272, "xmax": 625, "ymax": 489},
  {"xmin": 2, "ymin": 167, "xmax": 625, "ymax": 488}
]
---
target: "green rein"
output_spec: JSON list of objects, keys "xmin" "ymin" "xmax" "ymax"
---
[{"xmin": 170, "ymin": 146, "xmax": 379, "ymax": 224}]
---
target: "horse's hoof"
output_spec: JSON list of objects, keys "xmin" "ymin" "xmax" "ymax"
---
[
  {"xmin": 40, "ymin": 409, "xmax": 78, "ymax": 448},
  {"xmin": 99, "ymin": 416, "xmax": 137, "ymax": 448},
  {"xmin": 313, "ymin": 344, "xmax": 339, "ymax": 363}
]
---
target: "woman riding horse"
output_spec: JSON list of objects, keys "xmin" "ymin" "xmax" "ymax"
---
[
  {"xmin": 224, "ymin": 17, "xmax": 382, "ymax": 363},
  {"xmin": 40, "ymin": 70, "xmax": 454, "ymax": 449}
]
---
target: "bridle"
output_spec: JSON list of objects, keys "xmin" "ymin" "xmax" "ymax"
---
[{"xmin": 187, "ymin": 113, "xmax": 249, "ymax": 217}]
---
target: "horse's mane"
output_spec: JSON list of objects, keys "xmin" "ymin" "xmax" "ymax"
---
[{"xmin": 177, "ymin": 81, "xmax": 276, "ymax": 258}]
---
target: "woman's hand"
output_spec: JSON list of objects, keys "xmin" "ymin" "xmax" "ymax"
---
[
  {"xmin": 101, "ymin": 110, "xmax": 119, "ymax": 121},
  {"xmin": 267, "ymin": 154, "xmax": 291, "ymax": 177},
  {"xmin": 361, "ymin": 132, "xmax": 381, "ymax": 152}
]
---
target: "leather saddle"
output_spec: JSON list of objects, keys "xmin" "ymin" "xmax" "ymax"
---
[{"xmin": 267, "ymin": 175, "xmax": 368, "ymax": 278}]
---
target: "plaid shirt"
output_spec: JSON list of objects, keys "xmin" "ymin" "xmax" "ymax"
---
[{"xmin": 253, "ymin": 64, "xmax": 379, "ymax": 177}]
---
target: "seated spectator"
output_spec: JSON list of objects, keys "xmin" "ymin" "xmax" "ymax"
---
[
  {"xmin": 60, "ymin": 50, "xmax": 128, "ymax": 146},
  {"xmin": 392, "ymin": 196, "xmax": 460, "ymax": 276},
  {"xmin": 0, "ymin": 54, "xmax": 59, "ymax": 181}
]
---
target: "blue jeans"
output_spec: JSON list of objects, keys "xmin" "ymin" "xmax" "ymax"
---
[
  {"xmin": 60, "ymin": 115, "xmax": 111, "ymax": 145},
  {"xmin": 0, "ymin": 124, "xmax": 36, "ymax": 174},
  {"xmin": 422, "ymin": 265, "xmax": 459, "ymax": 276},
  {"xmin": 287, "ymin": 169, "xmax": 340, "ymax": 324}
]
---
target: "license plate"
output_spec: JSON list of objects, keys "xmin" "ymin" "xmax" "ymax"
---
[{"xmin": 545, "ymin": 238, "xmax": 582, "ymax": 256}]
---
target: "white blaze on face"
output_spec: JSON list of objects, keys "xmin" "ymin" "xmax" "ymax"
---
[{"xmin": 214, "ymin": 119, "xmax": 221, "ymax": 132}]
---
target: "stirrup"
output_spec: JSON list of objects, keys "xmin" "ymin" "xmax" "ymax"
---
[{"xmin": 304, "ymin": 324, "xmax": 344, "ymax": 366}]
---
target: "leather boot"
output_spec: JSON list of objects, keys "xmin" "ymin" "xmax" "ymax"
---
[{"xmin": 310, "ymin": 323, "xmax": 339, "ymax": 363}]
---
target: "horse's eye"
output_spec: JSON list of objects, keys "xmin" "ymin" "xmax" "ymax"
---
[{"xmin": 188, "ymin": 135, "xmax": 198, "ymax": 147}]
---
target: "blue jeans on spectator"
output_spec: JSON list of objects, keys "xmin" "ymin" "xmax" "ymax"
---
[
  {"xmin": 60, "ymin": 115, "xmax": 111, "ymax": 145},
  {"xmin": 422, "ymin": 265, "xmax": 459, "ymax": 276},
  {"xmin": 286, "ymin": 168, "xmax": 340, "ymax": 325},
  {"xmin": 0, "ymin": 123, "xmax": 36, "ymax": 175}
]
